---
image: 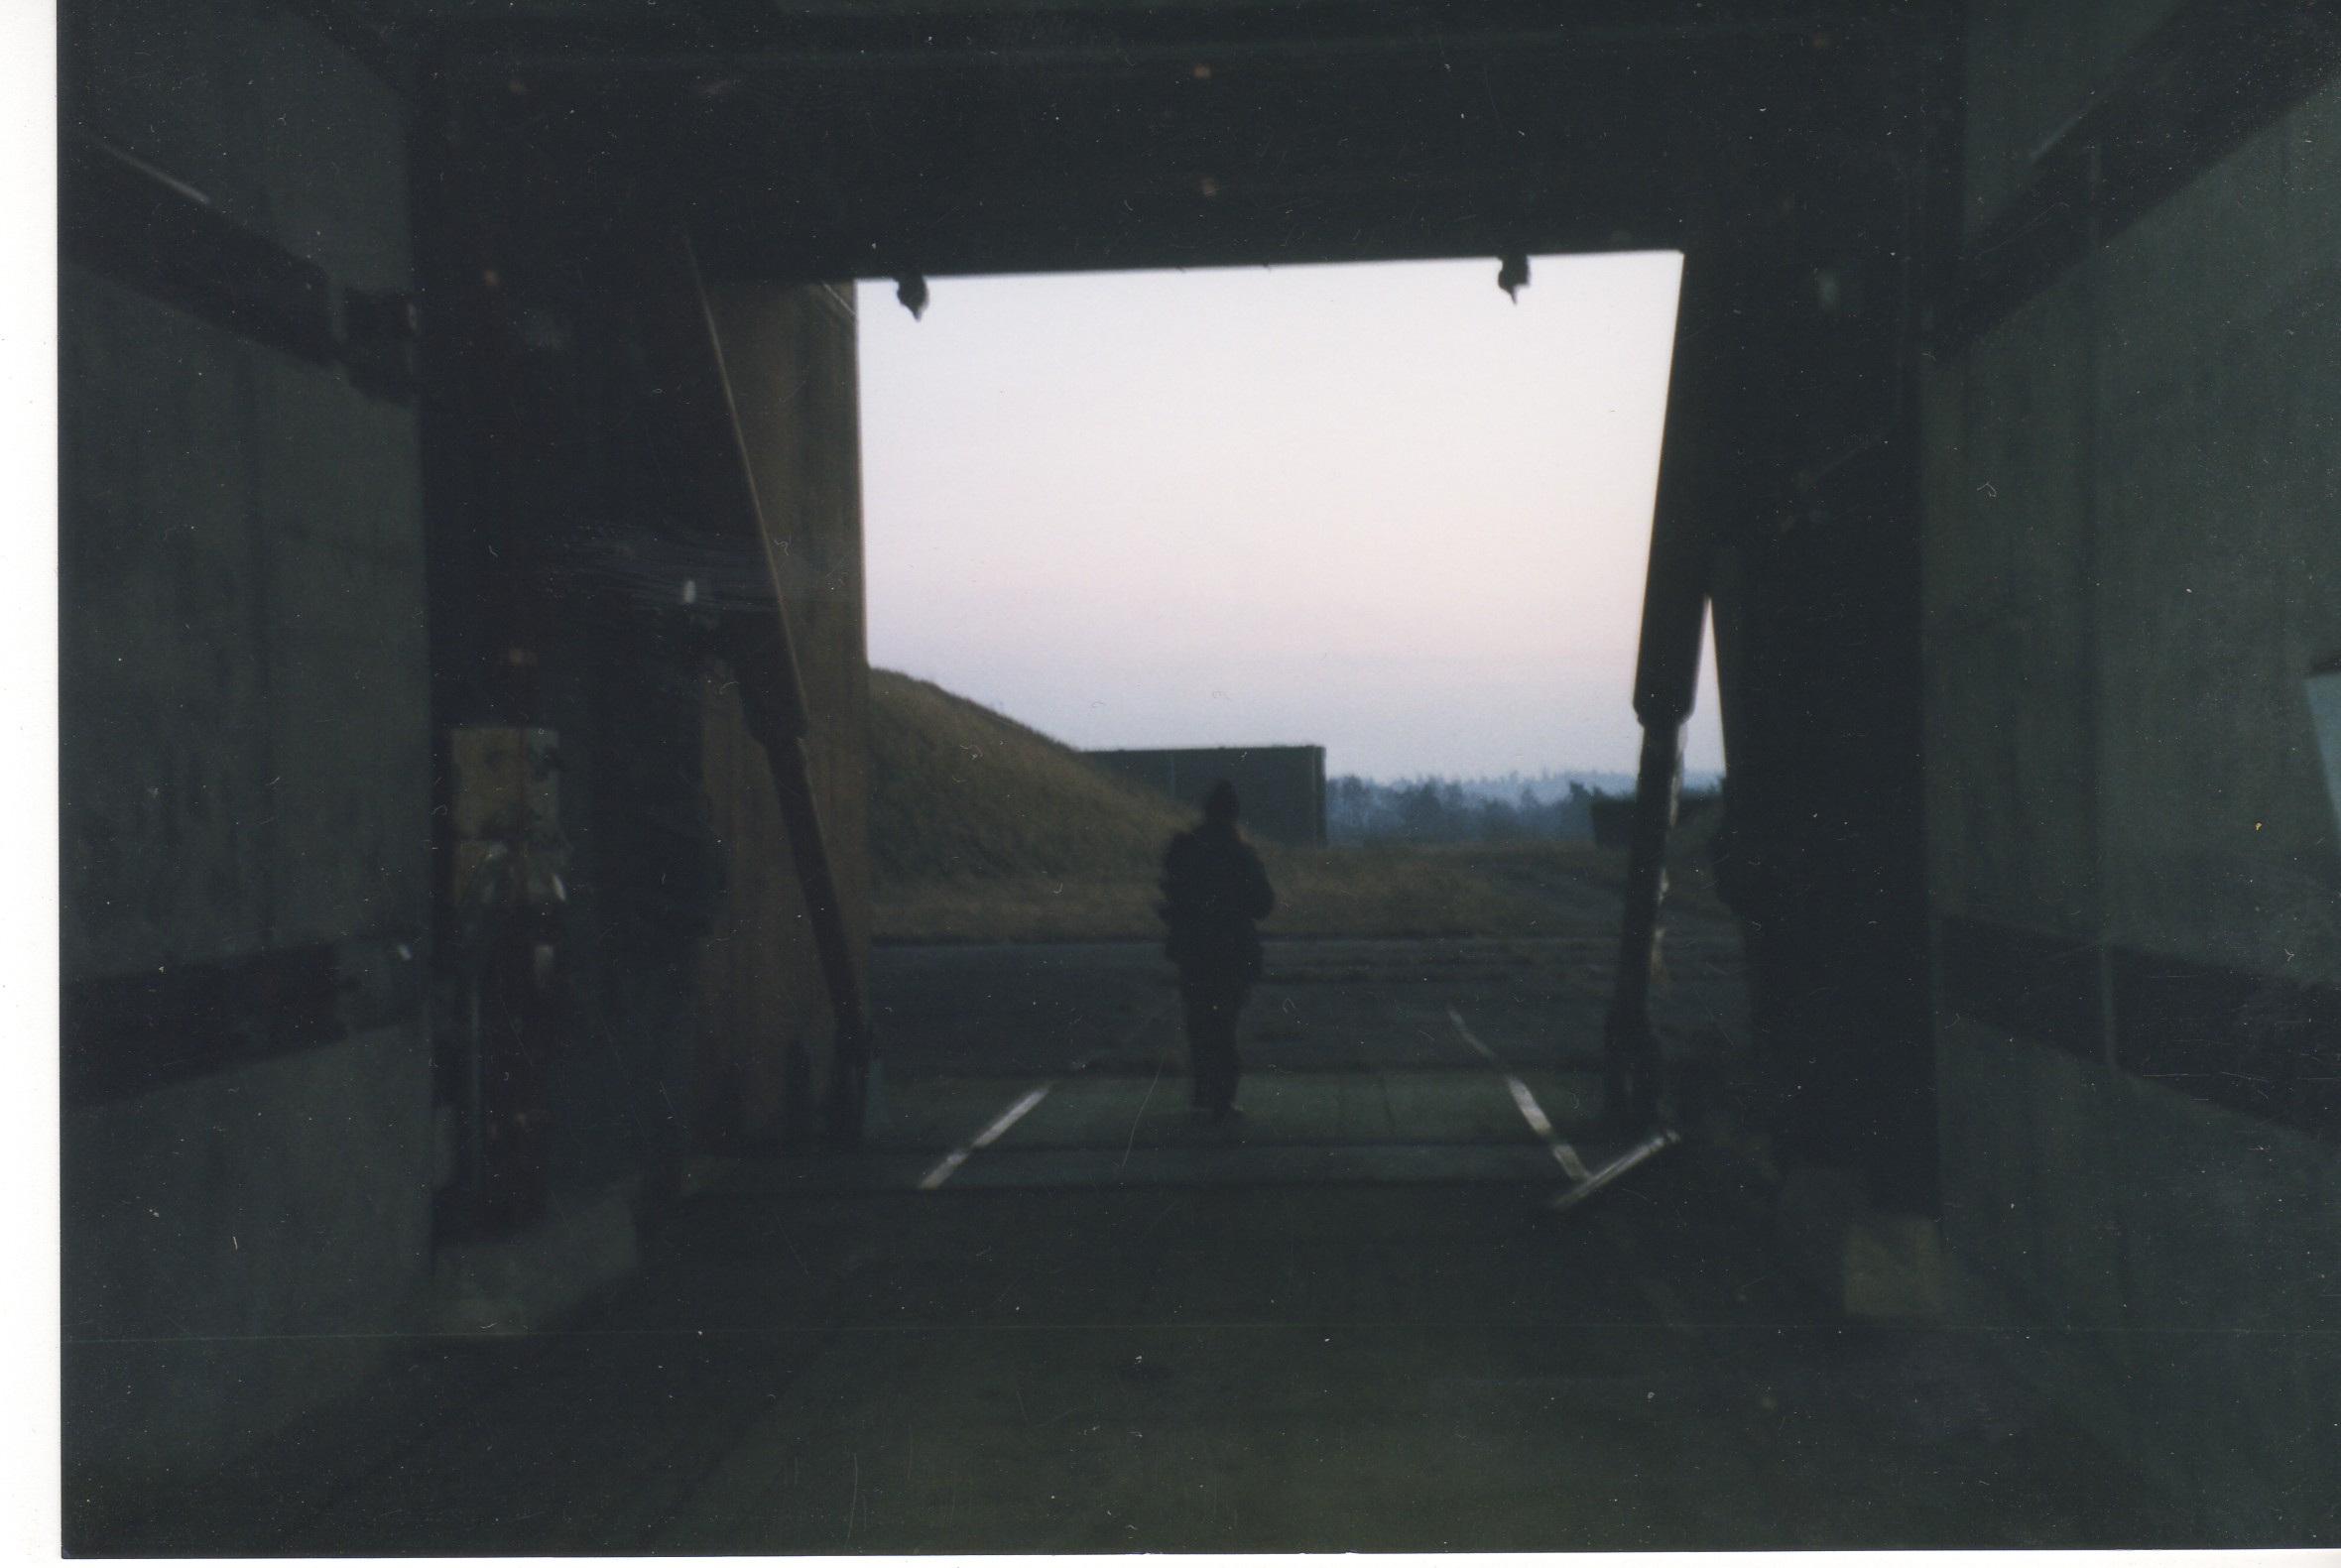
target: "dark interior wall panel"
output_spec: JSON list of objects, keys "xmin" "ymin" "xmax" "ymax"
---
[
  {"xmin": 61, "ymin": 273, "xmax": 278, "ymax": 980},
  {"xmin": 1935, "ymin": 915, "xmax": 2104, "ymax": 1063},
  {"xmin": 60, "ymin": 0, "xmax": 435, "ymax": 1495},
  {"xmin": 63, "ymin": 0, "xmax": 257, "ymax": 221},
  {"xmin": 1920, "ymin": 273, "xmax": 2103, "ymax": 940},
  {"xmin": 1927, "ymin": 3, "xmax": 2341, "ymax": 1536},
  {"xmin": 62, "ymin": 0, "xmax": 430, "ymax": 991},
  {"xmin": 64, "ymin": 0, "xmax": 414, "ymax": 291},
  {"xmin": 60, "ymin": 272, "xmax": 430, "ymax": 987},
  {"xmin": 62, "ymin": 1025, "xmax": 435, "ymax": 1485},
  {"xmin": 404, "ymin": 135, "xmax": 765, "ymax": 1202},
  {"xmin": 2112, "ymin": 946, "xmax": 2341, "ymax": 1141},
  {"xmin": 1679, "ymin": 40, "xmax": 1943, "ymax": 1200},
  {"xmin": 1723, "ymin": 481, "xmax": 1935, "ymax": 1200},
  {"xmin": 62, "ymin": 137, "xmax": 337, "ymax": 366},
  {"xmin": 2087, "ymin": 110, "xmax": 2341, "ymax": 978},
  {"xmin": 1957, "ymin": 0, "xmax": 2178, "ymax": 230},
  {"xmin": 253, "ymin": 354, "xmax": 431, "ymax": 955},
  {"xmin": 1932, "ymin": 60, "xmax": 2341, "ymax": 1007},
  {"xmin": 722, "ymin": 281, "xmax": 872, "ymax": 964},
  {"xmin": 456, "ymin": 7, "xmax": 1876, "ymax": 286},
  {"xmin": 236, "ymin": 2, "xmax": 415, "ymax": 292},
  {"xmin": 1937, "ymin": 1012, "xmax": 2341, "ymax": 1538},
  {"xmin": 1948, "ymin": 0, "xmax": 2341, "ymax": 353},
  {"xmin": 696, "ymin": 282, "xmax": 871, "ymax": 1146}
]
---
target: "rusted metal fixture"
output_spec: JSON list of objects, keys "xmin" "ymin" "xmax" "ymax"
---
[{"xmin": 1549, "ymin": 1128, "xmax": 1682, "ymax": 1214}]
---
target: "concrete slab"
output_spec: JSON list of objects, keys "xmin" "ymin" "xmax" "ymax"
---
[
  {"xmin": 997, "ymin": 1069, "xmax": 1544, "ymax": 1149},
  {"xmin": 431, "ymin": 1178, "xmax": 641, "ymax": 1335},
  {"xmin": 871, "ymin": 932, "xmax": 1747, "ymax": 1080},
  {"xmin": 64, "ymin": 921, "xmax": 2186, "ymax": 1553},
  {"xmin": 78, "ymin": 1153, "xmax": 2191, "ymax": 1555},
  {"xmin": 694, "ymin": 1065, "xmax": 1615, "ymax": 1196},
  {"xmin": 944, "ymin": 1141, "xmax": 1564, "ymax": 1189}
]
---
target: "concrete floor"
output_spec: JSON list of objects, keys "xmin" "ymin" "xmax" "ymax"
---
[
  {"xmin": 71, "ymin": 906, "xmax": 2191, "ymax": 1553},
  {"xmin": 871, "ymin": 927, "xmax": 1751, "ymax": 1081}
]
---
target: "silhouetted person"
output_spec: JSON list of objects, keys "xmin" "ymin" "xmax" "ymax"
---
[{"xmin": 1160, "ymin": 781, "xmax": 1276, "ymax": 1121}]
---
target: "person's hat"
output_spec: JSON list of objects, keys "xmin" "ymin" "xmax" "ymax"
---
[{"xmin": 1203, "ymin": 781, "xmax": 1240, "ymax": 821}]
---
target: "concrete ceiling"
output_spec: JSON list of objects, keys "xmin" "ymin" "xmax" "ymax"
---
[{"xmin": 328, "ymin": 0, "xmax": 1937, "ymax": 281}]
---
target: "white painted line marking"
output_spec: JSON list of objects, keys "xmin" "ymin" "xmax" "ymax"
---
[
  {"xmin": 1449, "ymin": 1006, "xmax": 1590, "ymax": 1181},
  {"xmin": 970, "ymin": 1084, "xmax": 1053, "ymax": 1149},
  {"xmin": 917, "ymin": 1148, "xmax": 971, "ymax": 1190},
  {"xmin": 1504, "ymin": 1075, "xmax": 1554, "ymax": 1138},
  {"xmin": 1446, "ymin": 1005, "xmax": 1500, "ymax": 1063},
  {"xmin": 1553, "ymin": 1129, "xmax": 1683, "ymax": 1216},
  {"xmin": 918, "ymin": 1082, "xmax": 1054, "ymax": 1191}
]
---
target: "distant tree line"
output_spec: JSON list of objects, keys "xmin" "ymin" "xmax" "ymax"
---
[
  {"xmin": 1327, "ymin": 770, "xmax": 1723, "ymax": 845},
  {"xmin": 1325, "ymin": 777, "xmax": 1596, "ymax": 843}
]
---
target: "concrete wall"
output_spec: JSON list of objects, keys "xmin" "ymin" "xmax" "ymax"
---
[
  {"xmin": 61, "ymin": 0, "xmax": 433, "ymax": 1496},
  {"xmin": 62, "ymin": 1027, "xmax": 433, "ymax": 1481},
  {"xmin": 399, "ymin": 100, "xmax": 879, "ymax": 1211},
  {"xmin": 697, "ymin": 283, "xmax": 872, "ymax": 1146},
  {"xmin": 1926, "ymin": 1, "xmax": 2341, "ymax": 1537}
]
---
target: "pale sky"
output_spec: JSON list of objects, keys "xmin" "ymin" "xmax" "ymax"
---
[{"xmin": 856, "ymin": 252, "xmax": 1723, "ymax": 782}]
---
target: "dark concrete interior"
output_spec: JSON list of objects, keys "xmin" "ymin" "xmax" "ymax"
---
[
  {"xmin": 71, "ymin": 903, "xmax": 2192, "ymax": 1553},
  {"xmin": 58, "ymin": 0, "xmax": 2341, "ymax": 1550}
]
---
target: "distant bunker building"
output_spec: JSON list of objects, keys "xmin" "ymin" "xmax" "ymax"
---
[{"xmin": 1086, "ymin": 746, "xmax": 1328, "ymax": 845}]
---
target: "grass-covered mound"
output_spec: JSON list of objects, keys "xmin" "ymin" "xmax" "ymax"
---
[
  {"xmin": 866, "ymin": 670, "xmax": 1549, "ymax": 942},
  {"xmin": 867, "ymin": 669, "xmax": 1191, "ymax": 885}
]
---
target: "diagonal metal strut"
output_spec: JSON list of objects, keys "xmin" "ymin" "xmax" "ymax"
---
[{"xmin": 640, "ymin": 230, "xmax": 876, "ymax": 1145}]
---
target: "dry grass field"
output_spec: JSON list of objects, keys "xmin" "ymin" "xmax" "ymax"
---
[{"xmin": 867, "ymin": 670, "xmax": 1728, "ymax": 944}]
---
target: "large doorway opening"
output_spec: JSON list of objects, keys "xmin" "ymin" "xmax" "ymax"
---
[
  {"xmin": 834, "ymin": 252, "xmax": 1740, "ymax": 1175},
  {"xmin": 864, "ymin": 253, "xmax": 1715, "ymax": 811},
  {"xmin": 60, "ymin": 0, "xmax": 2213, "ymax": 1544}
]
